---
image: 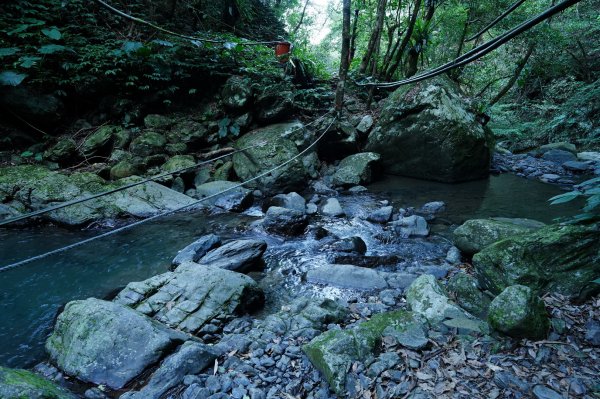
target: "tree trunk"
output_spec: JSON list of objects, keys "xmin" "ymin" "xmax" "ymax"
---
[
  {"xmin": 349, "ymin": 8, "xmax": 360, "ymax": 64},
  {"xmin": 489, "ymin": 43, "xmax": 535, "ymax": 107},
  {"xmin": 404, "ymin": 0, "xmax": 434, "ymax": 78},
  {"xmin": 448, "ymin": 7, "xmax": 471, "ymax": 81},
  {"xmin": 384, "ymin": 0, "xmax": 421, "ymax": 80},
  {"xmin": 292, "ymin": 0, "xmax": 310, "ymax": 36},
  {"xmin": 359, "ymin": 0, "xmax": 387, "ymax": 74},
  {"xmin": 335, "ymin": 0, "xmax": 352, "ymax": 116}
]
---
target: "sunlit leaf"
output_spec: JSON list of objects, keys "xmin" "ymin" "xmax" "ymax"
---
[
  {"xmin": 38, "ymin": 44, "xmax": 67, "ymax": 54},
  {"xmin": 41, "ymin": 27, "xmax": 62, "ymax": 40},
  {"xmin": 549, "ymin": 191, "xmax": 580, "ymax": 205},
  {"xmin": 20, "ymin": 56, "xmax": 42, "ymax": 68},
  {"xmin": 0, "ymin": 71, "xmax": 27, "ymax": 86},
  {"xmin": 0, "ymin": 48, "xmax": 20, "ymax": 57}
]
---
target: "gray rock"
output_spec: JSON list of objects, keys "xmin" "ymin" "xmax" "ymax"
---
[
  {"xmin": 195, "ymin": 181, "xmax": 253, "ymax": 212},
  {"xmin": 446, "ymin": 272, "xmax": 491, "ymax": 318},
  {"xmin": 493, "ymin": 371, "xmax": 530, "ymax": 392},
  {"xmin": 367, "ymin": 205, "xmax": 393, "ymax": 223},
  {"xmin": 307, "ymin": 264, "xmax": 387, "ymax": 290},
  {"xmin": 266, "ymin": 192, "xmax": 306, "ymax": 213},
  {"xmin": 356, "ymin": 115, "xmax": 374, "ymax": 134},
  {"xmin": 130, "ymin": 131, "xmax": 167, "ymax": 156},
  {"xmin": 329, "ymin": 236, "xmax": 367, "ymax": 255},
  {"xmin": 121, "ymin": 341, "xmax": 217, "ymax": 399},
  {"xmin": 306, "ymin": 203, "xmax": 318, "ymax": 215},
  {"xmin": 577, "ymin": 151, "xmax": 600, "ymax": 162},
  {"xmin": 172, "ymin": 234, "xmax": 222, "ymax": 266},
  {"xmin": 383, "ymin": 323, "xmax": 428, "ymax": 350},
  {"xmin": 263, "ymin": 206, "xmax": 308, "ymax": 236},
  {"xmin": 488, "ymin": 285, "xmax": 549, "ymax": 340},
  {"xmin": 366, "ymin": 77, "xmax": 492, "ymax": 182},
  {"xmin": 255, "ymin": 86, "xmax": 294, "ymax": 123},
  {"xmin": 0, "ymin": 366, "xmax": 76, "ymax": 399},
  {"xmin": 320, "ymin": 198, "xmax": 345, "ymax": 217},
  {"xmin": 198, "ymin": 239, "xmax": 267, "ymax": 273},
  {"xmin": 562, "ymin": 160, "xmax": 590, "ymax": 172},
  {"xmin": 348, "ymin": 185, "xmax": 368, "ymax": 193},
  {"xmin": 539, "ymin": 142, "xmax": 577, "ymax": 154},
  {"xmin": 542, "ymin": 149, "xmax": 576, "ymax": 164},
  {"xmin": 46, "ymin": 298, "xmax": 187, "ymax": 389},
  {"xmin": 584, "ymin": 320, "xmax": 600, "ymax": 345},
  {"xmin": 392, "ymin": 215, "xmax": 429, "ymax": 238},
  {"xmin": 406, "ymin": 274, "xmax": 465, "ymax": 323},
  {"xmin": 183, "ymin": 384, "xmax": 211, "ymax": 399},
  {"xmin": 445, "ymin": 246, "xmax": 461, "ymax": 264},
  {"xmin": 532, "ymin": 385, "xmax": 563, "ymax": 399},
  {"xmin": 541, "ymin": 173, "xmax": 561, "ymax": 181},
  {"xmin": 419, "ymin": 201, "xmax": 446, "ymax": 215},
  {"xmin": 114, "ymin": 262, "xmax": 264, "ymax": 334},
  {"xmin": 332, "ymin": 152, "xmax": 381, "ymax": 187}
]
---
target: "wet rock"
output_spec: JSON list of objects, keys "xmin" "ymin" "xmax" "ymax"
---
[
  {"xmin": 562, "ymin": 160, "xmax": 591, "ymax": 172},
  {"xmin": 391, "ymin": 215, "xmax": 429, "ymax": 238},
  {"xmin": 130, "ymin": 131, "xmax": 167, "ymax": 157},
  {"xmin": 584, "ymin": 320, "xmax": 600, "ymax": 345},
  {"xmin": 539, "ymin": 142, "xmax": 577, "ymax": 154},
  {"xmin": 446, "ymin": 272, "xmax": 491, "ymax": 318},
  {"xmin": 120, "ymin": 341, "xmax": 217, "ymax": 399},
  {"xmin": 198, "ymin": 239, "xmax": 267, "ymax": 273},
  {"xmin": 329, "ymin": 236, "xmax": 367, "ymax": 255},
  {"xmin": 367, "ymin": 205, "xmax": 393, "ymax": 223},
  {"xmin": 577, "ymin": 151, "xmax": 600, "ymax": 162},
  {"xmin": 329, "ymin": 254, "xmax": 399, "ymax": 268},
  {"xmin": 331, "ymin": 152, "xmax": 381, "ymax": 187},
  {"xmin": 532, "ymin": 385, "xmax": 563, "ymax": 399},
  {"xmin": 445, "ymin": 246, "xmax": 461, "ymax": 264},
  {"xmin": 306, "ymin": 203, "xmax": 318, "ymax": 215},
  {"xmin": 195, "ymin": 181, "xmax": 253, "ymax": 212},
  {"xmin": 265, "ymin": 192, "xmax": 306, "ymax": 213},
  {"xmin": 366, "ymin": 76, "xmax": 492, "ymax": 182},
  {"xmin": 473, "ymin": 224, "xmax": 600, "ymax": 299},
  {"xmin": 161, "ymin": 155, "xmax": 196, "ymax": 174},
  {"xmin": 541, "ymin": 173, "xmax": 560, "ymax": 182},
  {"xmin": 488, "ymin": 285, "xmax": 549, "ymax": 340},
  {"xmin": 419, "ymin": 201, "xmax": 446, "ymax": 216},
  {"xmin": 320, "ymin": 198, "xmax": 345, "ymax": 217},
  {"xmin": 0, "ymin": 366, "xmax": 76, "ymax": 399},
  {"xmin": 406, "ymin": 274, "xmax": 465, "ymax": 324},
  {"xmin": 319, "ymin": 120, "xmax": 360, "ymax": 160},
  {"xmin": 303, "ymin": 310, "xmax": 419, "ymax": 395},
  {"xmin": 222, "ymin": 76, "xmax": 252, "ymax": 109},
  {"xmin": 307, "ymin": 264, "xmax": 388, "ymax": 290},
  {"xmin": 262, "ymin": 206, "xmax": 308, "ymax": 236},
  {"xmin": 172, "ymin": 234, "xmax": 222, "ymax": 266},
  {"xmin": 255, "ymin": 86, "xmax": 294, "ymax": 123},
  {"xmin": 115, "ymin": 262, "xmax": 264, "ymax": 334},
  {"xmin": 46, "ymin": 298, "xmax": 187, "ymax": 389},
  {"xmin": 356, "ymin": 115, "xmax": 374, "ymax": 134},
  {"xmin": 453, "ymin": 218, "xmax": 545, "ymax": 255},
  {"xmin": 144, "ymin": 114, "xmax": 173, "ymax": 129},
  {"xmin": 233, "ymin": 124, "xmax": 308, "ymax": 195},
  {"xmin": 348, "ymin": 185, "xmax": 368, "ymax": 193},
  {"xmin": 542, "ymin": 149, "xmax": 576, "ymax": 164}
]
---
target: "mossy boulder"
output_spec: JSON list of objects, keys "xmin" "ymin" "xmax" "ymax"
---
[
  {"xmin": 232, "ymin": 125, "xmax": 308, "ymax": 195},
  {"xmin": 130, "ymin": 131, "xmax": 167, "ymax": 156},
  {"xmin": 110, "ymin": 159, "xmax": 143, "ymax": 180},
  {"xmin": 46, "ymin": 298, "xmax": 188, "ymax": 390},
  {"xmin": 405, "ymin": 274, "xmax": 465, "ymax": 323},
  {"xmin": 303, "ymin": 310, "xmax": 419, "ymax": 395},
  {"xmin": 167, "ymin": 120, "xmax": 209, "ymax": 150},
  {"xmin": 255, "ymin": 85, "xmax": 294, "ymax": 123},
  {"xmin": 161, "ymin": 155, "xmax": 196, "ymax": 174},
  {"xmin": 80, "ymin": 126, "xmax": 115, "ymax": 156},
  {"xmin": 473, "ymin": 224, "xmax": 600, "ymax": 300},
  {"xmin": 332, "ymin": 152, "xmax": 382, "ymax": 187},
  {"xmin": 488, "ymin": 285, "xmax": 549, "ymax": 340},
  {"xmin": 221, "ymin": 75, "xmax": 253, "ymax": 109},
  {"xmin": 144, "ymin": 114, "xmax": 173, "ymax": 130},
  {"xmin": 453, "ymin": 218, "xmax": 545, "ymax": 255},
  {"xmin": 447, "ymin": 272, "xmax": 491, "ymax": 318},
  {"xmin": 0, "ymin": 367, "xmax": 76, "ymax": 399},
  {"xmin": 366, "ymin": 76, "xmax": 493, "ymax": 182},
  {"xmin": 44, "ymin": 138, "xmax": 77, "ymax": 163}
]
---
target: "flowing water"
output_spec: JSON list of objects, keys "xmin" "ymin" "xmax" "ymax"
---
[{"xmin": 0, "ymin": 173, "xmax": 582, "ymax": 368}]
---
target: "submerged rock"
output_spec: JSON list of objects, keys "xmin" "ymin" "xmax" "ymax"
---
[
  {"xmin": 488, "ymin": 285, "xmax": 549, "ymax": 340},
  {"xmin": 473, "ymin": 224, "xmax": 600, "ymax": 299},
  {"xmin": 198, "ymin": 239, "xmax": 267, "ymax": 273},
  {"xmin": 262, "ymin": 206, "xmax": 308, "ymax": 236},
  {"xmin": 172, "ymin": 234, "xmax": 222, "ymax": 266},
  {"xmin": 453, "ymin": 218, "xmax": 545, "ymax": 255},
  {"xmin": 115, "ymin": 262, "xmax": 264, "ymax": 334},
  {"xmin": 46, "ymin": 298, "xmax": 187, "ymax": 390},
  {"xmin": 0, "ymin": 366, "xmax": 76, "ymax": 399},
  {"xmin": 366, "ymin": 76, "xmax": 492, "ymax": 182},
  {"xmin": 331, "ymin": 152, "xmax": 381, "ymax": 187}
]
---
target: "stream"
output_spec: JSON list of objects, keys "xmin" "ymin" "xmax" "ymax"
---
[{"xmin": 0, "ymin": 173, "xmax": 583, "ymax": 368}]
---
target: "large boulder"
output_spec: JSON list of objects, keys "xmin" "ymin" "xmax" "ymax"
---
[
  {"xmin": 130, "ymin": 131, "xmax": 167, "ymax": 156},
  {"xmin": 332, "ymin": 152, "xmax": 381, "ymax": 187},
  {"xmin": 232, "ymin": 125, "xmax": 309, "ymax": 195},
  {"xmin": 0, "ymin": 367, "xmax": 76, "ymax": 399},
  {"xmin": 197, "ymin": 239, "xmax": 267, "ymax": 273},
  {"xmin": 453, "ymin": 218, "xmax": 545, "ymax": 255},
  {"xmin": 473, "ymin": 224, "xmax": 600, "ymax": 299},
  {"xmin": 46, "ymin": 298, "xmax": 187, "ymax": 390},
  {"xmin": 80, "ymin": 126, "xmax": 114, "ymax": 156},
  {"xmin": 194, "ymin": 180, "xmax": 253, "ymax": 212},
  {"xmin": 167, "ymin": 120, "xmax": 209, "ymax": 150},
  {"xmin": 366, "ymin": 77, "xmax": 492, "ymax": 182},
  {"xmin": 114, "ymin": 262, "xmax": 264, "ymax": 334},
  {"xmin": 447, "ymin": 272, "xmax": 491, "ymax": 318},
  {"xmin": 303, "ymin": 310, "xmax": 421, "ymax": 395},
  {"xmin": 255, "ymin": 85, "xmax": 294, "ymax": 123},
  {"xmin": 488, "ymin": 285, "xmax": 549, "ymax": 340},
  {"xmin": 405, "ymin": 274, "xmax": 465, "ymax": 324}
]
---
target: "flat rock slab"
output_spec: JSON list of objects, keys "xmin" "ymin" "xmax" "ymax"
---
[
  {"xmin": 46, "ymin": 298, "xmax": 188, "ymax": 390},
  {"xmin": 115, "ymin": 262, "xmax": 264, "ymax": 334},
  {"xmin": 306, "ymin": 264, "xmax": 417, "ymax": 291},
  {"xmin": 172, "ymin": 234, "xmax": 221, "ymax": 266},
  {"xmin": 197, "ymin": 239, "xmax": 267, "ymax": 273}
]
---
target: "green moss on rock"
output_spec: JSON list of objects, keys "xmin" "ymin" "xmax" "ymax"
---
[{"xmin": 0, "ymin": 366, "xmax": 76, "ymax": 399}]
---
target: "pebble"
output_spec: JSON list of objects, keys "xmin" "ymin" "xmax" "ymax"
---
[{"xmin": 532, "ymin": 385, "xmax": 563, "ymax": 399}]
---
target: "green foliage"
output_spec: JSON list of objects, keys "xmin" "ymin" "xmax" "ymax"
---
[
  {"xmin": 550, "ymin": 177, "xmax": 600, "ymax": 224},
  {"xmin": 217, "ymin": 117, "xmax": 241, "ymax": 139},
  {"xmin": 0, "ymin": 71, "xmax": 27, "ymax": 86}
]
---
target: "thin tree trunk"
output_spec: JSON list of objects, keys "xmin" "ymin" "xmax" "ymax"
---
[
  {"xmin": 292, "ymin": 0, "xmax": 310, "ymax": 35},
  {"xmin": 448, "ymin": 7, "xmax": 471, "ymax": 81},
  {"xmin": 359, "ymin": 0, "xmax": 387, "ymax": 73},
  {"xmin": 404, "ymin": 1, "xmax": 434, "ymax": 78},
  {"xmin": 385, "ymin": 0, "xmax": 421, "ymax": 80},
  {"xmin": 335, "ymin": 0, "xmax": 352, "ymax": 116},
  {"xmin": 349, "ymin": 8, "xmax": 360, "ymax": 64},
  {"xmin": 489, "ymin": 43, "xmax": 535, "ymax": 107}
]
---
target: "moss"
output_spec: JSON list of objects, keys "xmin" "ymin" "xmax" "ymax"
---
[{"xmin": 0, "ymin": 367, "xmax": 75, "ymax": 399}]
